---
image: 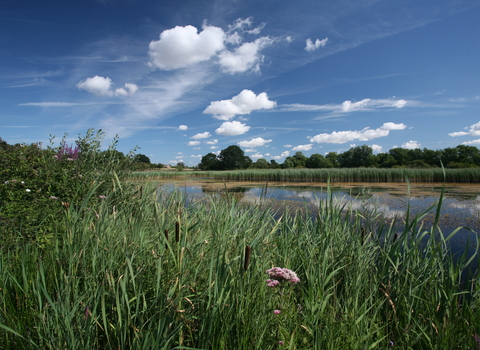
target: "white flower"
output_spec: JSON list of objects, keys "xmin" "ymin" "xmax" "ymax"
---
[{"xmin": 26, "ymin": 189, "xmax": 31, "ymax": 192}]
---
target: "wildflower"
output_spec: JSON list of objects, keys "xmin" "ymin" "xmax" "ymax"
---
[
  {"xmin": 49, "ymin": 196, "xmax": 58, "ymax": 200},
  {"xmin": 278, "ymin": 341, "xmax": 284, "ymax": 345},
  {"xmin": 4, "ymin": 181, "xmax": 8, "ymax": 184},
  {"xmin": 56, "ymin": 142, "xmax": 79, "ymax": 160},
  {"xmin": 266, "ymin": 267, "xmax": 300, "ymax": 284},
  {"xmin": 474, "ymin": 334, "xmax": 480, "ymax": 349},
  {"xmin": 21, "ymin": 181, "xmax": 25, "ymax": 184},
  {"xmin": 98, "ymin": 195, "xmax": 107, "ymax": 199},
  {"xmin": 267, "ymin": 279, "xmax": 280, "ymax": 287},
  {"xmin": 273, "ymin": 309, "xmax": 281, "ymax": 315},
  {"xmin": 26, "ymin": 189, "xmax": 31, "ymax": 192}
]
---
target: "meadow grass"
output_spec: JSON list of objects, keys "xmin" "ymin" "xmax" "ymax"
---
[
  {"xmin": 131, "ymin": 168, "xmax": 480, "ymax": 183},
  {"xmin": 1, "ymin": 181, "xmax": 479, "ymax": 349}
]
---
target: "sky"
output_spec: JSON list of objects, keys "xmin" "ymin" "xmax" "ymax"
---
[{"xmin": 2, "ymin": 0, "xmax": 480, "ymax": 165}]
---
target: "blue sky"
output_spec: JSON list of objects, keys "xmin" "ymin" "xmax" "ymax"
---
[{"xmin": 2, "ymin": 0, "xmax": 480, "ymax": 165}]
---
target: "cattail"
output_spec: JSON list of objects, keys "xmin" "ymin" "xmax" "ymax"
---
[
  {"xmin": 164, "ymin": 229, "xmax": 169, "ymax": 249},
  {"xmin": 244, "ymin": 245, "xmax": 251, "ymax": 271},
  {"xmin": 361, "ymin": 226, "xmax": 365, "ymax": 245},
  {"xmin": 392, "ymin": 233, "xmax": 398, "ymax": 243},
  {"xmin": 175, "ymin": 221, "xmax": 180, "ymax": 243}
]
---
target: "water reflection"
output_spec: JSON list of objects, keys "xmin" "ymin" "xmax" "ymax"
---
[{"xmin": 159, "ymin": 182, "xmax": 480, "ymax": 238}]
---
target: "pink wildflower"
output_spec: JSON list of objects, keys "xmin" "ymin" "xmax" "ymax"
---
[
  {"xmin": 49, "ymin": 196, "xmax": 58, "ymax": 200},
  {"xmin": 278, "ymin": 341, "xmax": 284, "ymax": 345},
  {"xmin": 98, "ymin": 195, "xmax": 107, "ymax": 199},
  {"xmin": 266, "ymin": 267, "xmax": 300, "ymax": 284},
  {"xmin": 266, "ymin": 279, "xmax": 280, "ymax": 287},
  {"xmin": 273, "ymin": 309, "xmax": 281, "ymax": 315}
]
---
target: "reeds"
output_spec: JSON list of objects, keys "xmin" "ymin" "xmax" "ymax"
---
[
  {"xmin": 1, "ymin": 182, "xmax": 479, "ymax": 349},
  {"xmin": 131, "ymin": 167, "xmax": 480, "ymax": 183}
]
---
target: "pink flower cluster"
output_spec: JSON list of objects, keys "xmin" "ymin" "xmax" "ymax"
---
[{"xmin": 266, "ymin": 267, "xmax": 300, "ymax": 287}]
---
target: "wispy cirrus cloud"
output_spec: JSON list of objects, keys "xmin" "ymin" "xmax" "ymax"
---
[{"xmin": 279, "ymin": 98, "xmax": 409, "ymax": 113}]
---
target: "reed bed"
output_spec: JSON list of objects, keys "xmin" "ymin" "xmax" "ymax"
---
[
  {"xmin": 1, "ymin": 182, "xmax": 479, "ymax": 349},
  {"xmin": 131, "ymin": 168, "xmax": 480, "ymax": 183}
]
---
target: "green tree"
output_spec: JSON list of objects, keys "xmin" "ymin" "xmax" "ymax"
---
[
  {"xmin": 270, "ymin": 159, "xmax": 279, "ymax": 169},
  {"xmin": 199, "ymin": 153, "xmax": 220, "ymax": 170},
  {"xmin": 292, "ymin": 151, "xmax": 308, "ymax": 168},
  {"xmin": 306, "ymin": 153, "xmax": 333, "ymax": 168},
  {"xmin": 338, "ymin": 145, "xmax": 373, "ymax": 167},
  {"xmin": 218, "ymin": 145, "xmax": 251, "ymax": 170},
  {"xmin": 253, "ymin": 158, "xmax": 270, "ymax": 169},
  {"xmin": 325, "ymin": 152, "xmax": 339, "ymax": 168},
  {"xmin": 135, "ymin": 153, "xmax": 151, "ymax": 164}
]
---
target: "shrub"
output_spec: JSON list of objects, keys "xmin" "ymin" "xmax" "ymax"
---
[{"xmin": 0, "ymin": 129, "xmax": 136, "ymax": 247}]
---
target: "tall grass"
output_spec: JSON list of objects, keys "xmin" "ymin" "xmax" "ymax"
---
[
  {"xmin": 1, "ymin": 181, "xmax": 479, "ymax": 349},
  {"xmin": 131, "ymin": 168, "xmax": 480, "ymax": 183}
]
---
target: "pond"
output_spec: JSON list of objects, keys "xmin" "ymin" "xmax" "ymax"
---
[{"xmin": 158, "ymin": 180, "xmax": 480, "ymax": 257}]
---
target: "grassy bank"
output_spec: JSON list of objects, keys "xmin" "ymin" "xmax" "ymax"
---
[
  {"xmin": 131, "ymin": 167, "xmax": 480, "ymax": 183},
  {"xmin": 1, "ymin": 181, "xmax": 479, "ymax": 349}
]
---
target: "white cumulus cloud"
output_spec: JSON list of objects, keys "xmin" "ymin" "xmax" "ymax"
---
[
  {"xmin": 203, "ymin": 89, "xmax": 276, "ymax": 120},
  {"xmin": 191, "ymin": 132, "xmax": 211, "ymax": 140},
  {"xmin": 449, "ymin": 121, "xmax": 480, "ymax": 137},
  {"xmin": 251, "ymin": 153, "xmax": 263, "ymax": 159},
  {"xmin": 238, "ymin": 137, "xmax": 272, "ymax": 147},
  {"xmin": 218, "ymin": 36, "xmax": 275, "ymax": 74},
  {"xmin": 178, "ymin": 125, "xmax": 188, "ymax": 130},
  {"xmin": 188, "ymin": 141, "xmax": 201, "ymax": 146},
  {"xmin": 215, "ymin": 121, "xmax": 250, "ymax": 136},
  {"xmin": 292, "ymin": 144, "xmax": 313, "ymax": 151},
  {"xmin": 305, "ymin": 37, "xmax": 328, "ymax": 52},
  {"xmin": 148, "ymin": 25, "xmax": 225, "ymax": 70},
  {"xmin": 310, "ymin": 122, "xmax": 406, "ymax": 144},
  {"xmin": 148, "ymin": 18, "xmax": 278, "ymax": 73},
  {"xmin": 205, "ymin": 139, "xmax": 218, "ymax": 145},
  {"xmin": 76, "ymin": 76, "xmax": 138, "ymax": 97},
  {"xmin": 402, "ymin": 140, "xmax": 421, "ymax": 149},
  {"xmin": 371, "ymin": 144, "xmax": 383, "ymax": 153}
]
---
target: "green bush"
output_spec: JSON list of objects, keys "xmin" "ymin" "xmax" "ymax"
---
[{"xmin": 0, "ymin": 129, "xmax": 135, "ymax": 247}]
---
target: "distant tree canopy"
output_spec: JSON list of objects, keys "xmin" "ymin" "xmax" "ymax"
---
[
  {"xmin": 197, "ymin": 144, "xmax": 480, "ymax": 170},
  {"xmin": 198, "ymin": 146, "xmax": 251, "ymax": 170},
  {"xmin": 135, "ymin": 154, "xmax": 151, "ymax": 164}
]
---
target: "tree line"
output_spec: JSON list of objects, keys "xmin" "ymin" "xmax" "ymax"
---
[{"xmin": 198, "ymin": 144, "xmax": 480, "ymax": 170}]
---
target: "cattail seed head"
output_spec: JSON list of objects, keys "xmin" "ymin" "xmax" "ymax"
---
[{"xmin": 244, "ymin": 245, "xmax": 251, "ymax": 271}]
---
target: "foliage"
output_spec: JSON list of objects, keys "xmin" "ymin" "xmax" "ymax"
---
[
  {"xmin": 132, "ymin": 167, "xmax": 480, "ymax": 183},
  {"xmin": 1, "ymin": 182, "xmax": 479, "ymax": 349},
  {"xmin": 218, "ymin": 145, "xmax": 251, "ymax": 170},
  {"xmin": 135, "ymin": 153, "xmax": 151, "ymax": 164},
  {"xmin": 195, "ymin": 145, "xmax": 480, "ymax": 171},
  {"xmin": 0, "ymin": 129, "xmax": 136, "ymax": 246}
]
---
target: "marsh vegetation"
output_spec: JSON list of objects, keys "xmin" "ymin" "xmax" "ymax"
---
[{"xmin": 1, "ymin": 132, "xmax": 480, "ymax": 349}]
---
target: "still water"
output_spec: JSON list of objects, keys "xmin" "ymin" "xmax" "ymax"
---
[{"xmin": 159, "ymin": 181, "xmax": 480, "ymax": 255}]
